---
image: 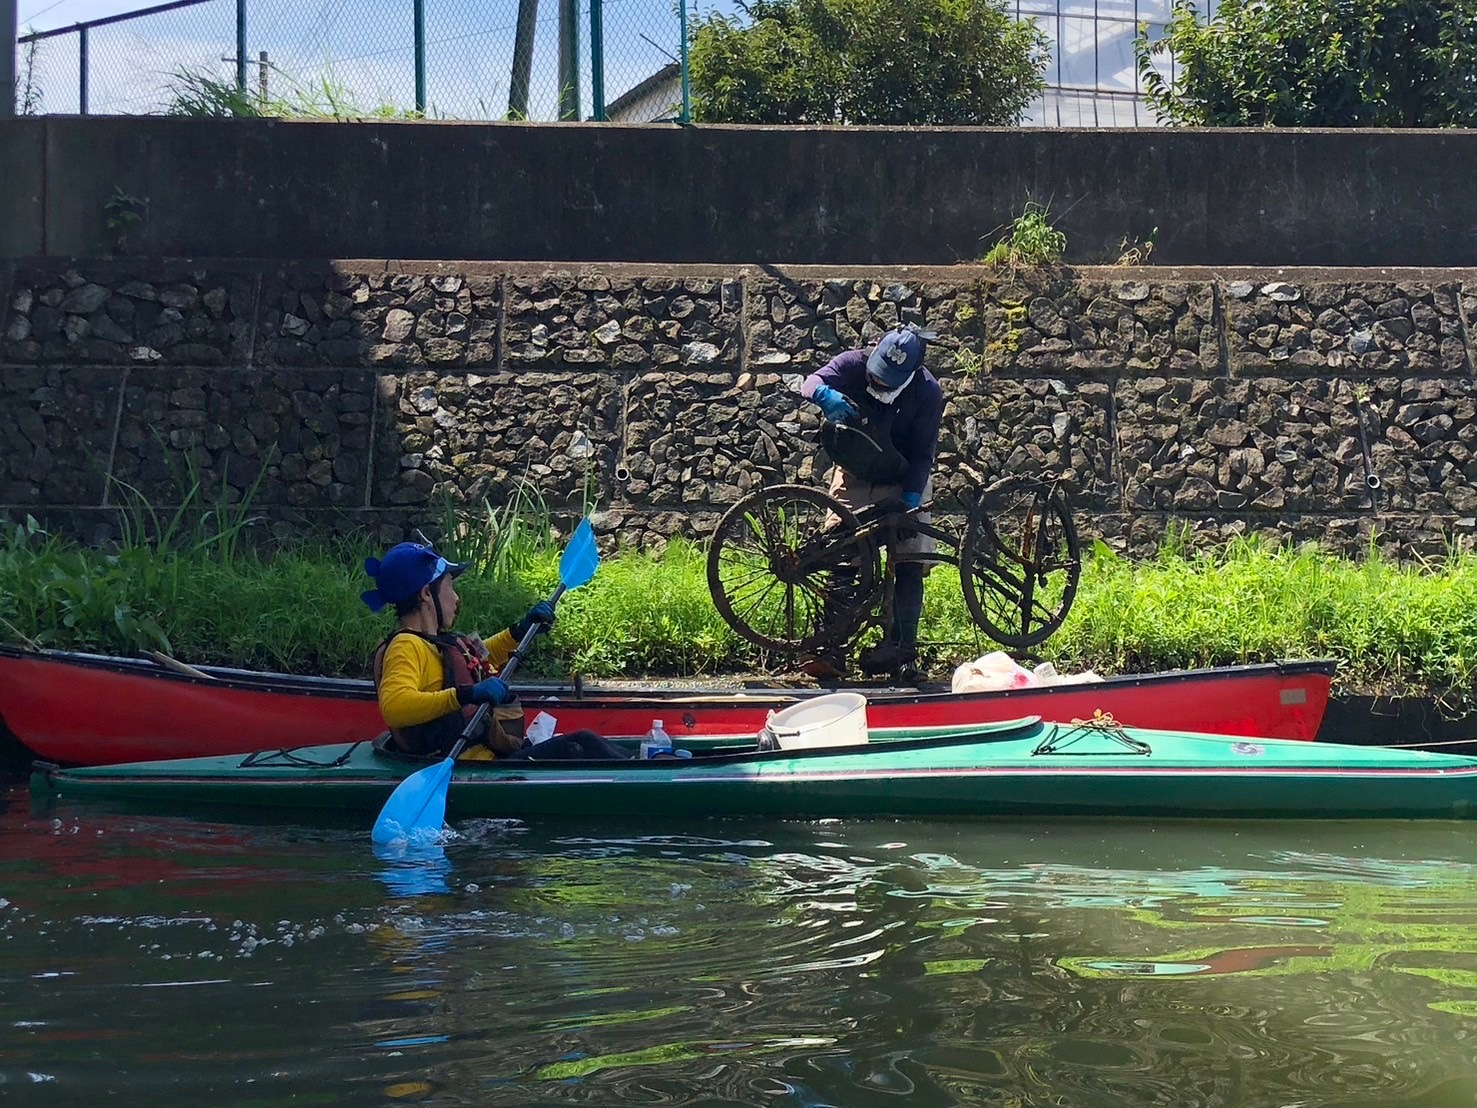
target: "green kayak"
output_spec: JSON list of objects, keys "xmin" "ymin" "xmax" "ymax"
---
[{"xmin": 30, "ymin": 715, "xmax": 1477, "ymax": 822}]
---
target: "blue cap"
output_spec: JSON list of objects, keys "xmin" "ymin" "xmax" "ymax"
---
[
  {"xmin": 361, "ymin": 543, "xmax": 468, "ymax": 611},
  {"xmin": 866, "ymin": 328, "xmax": 926, "ymax": 387}
]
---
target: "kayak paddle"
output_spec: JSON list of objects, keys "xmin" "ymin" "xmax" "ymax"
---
[{"xmin": 370, "ymin": 517, "xmax": 601, "ymax": 845}]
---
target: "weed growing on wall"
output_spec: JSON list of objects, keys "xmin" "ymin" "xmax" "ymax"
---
[
  {"xmin": 18, "ymin": 37, "xmax": 44, "ymax": 115},
  {"xmin": 983, "ymin": 203, "xmax": 1067, "ymax": 268},
  {"xmin": 103, "ymin": 187, "xmax": 146, "ymax": 255},
  {"xmin": 1114, "ymin": 228, "xmax": 1158, "ymax": 265}
]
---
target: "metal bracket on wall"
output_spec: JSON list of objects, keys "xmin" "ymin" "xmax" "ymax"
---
[
  {"xmin": 614, "ymin": 381, "xmax": 633, "ymax": 484},
  {"xmin": 1354, "ymin": 398, "xmax": 1383, "ymax": 510}
]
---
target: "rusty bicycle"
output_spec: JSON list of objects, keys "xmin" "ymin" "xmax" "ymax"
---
[{"xmin": 705, "ymin": 467, "xmax": 1082, "ymax": 666}]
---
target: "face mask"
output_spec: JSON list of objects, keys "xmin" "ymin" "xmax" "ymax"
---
[{"xmin": 867, "ymin": 371, "xmax": 915, "ymax": 405}]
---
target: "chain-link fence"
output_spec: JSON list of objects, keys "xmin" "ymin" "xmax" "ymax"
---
[
  {"xmin": 14, "ymin": 0, "xmax": 690, "ymax": 121},
  {"xmin": 12, "ymin": 0, "xmax": 1212, "ymax": 125}
]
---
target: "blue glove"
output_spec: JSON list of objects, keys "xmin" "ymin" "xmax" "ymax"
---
[
  {"xmin": 466, "ymin": 676, "xmax": 512, "ymax": 705},
  {"xmin": 901, "ymin": 492, "xmax": 922, "ymax": 510},
  {"xmin": 812, "ymin": 384, "xmax": 858, "ymax": 424},
  {"xmin": 511, "ymin": 600, "xmax": 556, "ymax": 640}
]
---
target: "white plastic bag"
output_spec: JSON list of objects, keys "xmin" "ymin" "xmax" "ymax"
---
[
  {"xmin": 526, "ymin": 711, "xmax": 558, "ymax": 744},
  {"xmin": 951, "ymin": 653, "xmax": 1106, "ymax": 693},
  {"xmin": 951, "ymin": 652, "xmax": 1038, "ymax": 693},
  {"xmin": 1032, "ymin": 661, "xmax": 1104, "ymax": 685}
]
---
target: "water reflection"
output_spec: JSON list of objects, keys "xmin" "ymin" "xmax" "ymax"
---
[
  {"xmin": 8, "ymin": 777, "xmax": 1477, "ymax": 1105},
  {"xmin": 373, "ymin": 840, "xmax": 454, "ymax": 899}
]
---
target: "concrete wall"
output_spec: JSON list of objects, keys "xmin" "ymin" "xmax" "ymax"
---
[
  {"xmin": 5, "ymin": 257, "xmax": 1477, "ymax": 559},
  {"xmin": 5, "ymin": 118, "xmax": 1477, "ymax": 265}
]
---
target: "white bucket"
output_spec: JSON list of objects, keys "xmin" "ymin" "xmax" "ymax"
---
[{"xmin": 759, "ymin": 692, "xmax": 869, "ymax": 751}]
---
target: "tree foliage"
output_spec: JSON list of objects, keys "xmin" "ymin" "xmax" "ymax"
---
[
  {"xmin": 690, "ymin": 0, "xmax": 1049, "ymax": 125},
  {"xmin": 1137, "ymin": 0, "xmax": 1477, "ymax": 127}
]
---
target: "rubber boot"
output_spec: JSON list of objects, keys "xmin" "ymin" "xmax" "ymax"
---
[
  {"xmin": 892, "ymin": 562, "xmax": 924, "ymax": 655},
  {"xmin": 859, "ymin": 564, "xmax": 923, "ymax": 679}
]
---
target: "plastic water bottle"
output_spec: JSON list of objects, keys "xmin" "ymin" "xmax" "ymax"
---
[{"xmin": 640, "ymin": 719, "xmax": 673, "ymax": 759}]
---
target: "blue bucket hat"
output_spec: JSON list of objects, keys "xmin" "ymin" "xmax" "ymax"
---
[
  {"xmin": 361, "ymin": 542, "xmax": 468, "ymax": 612},
  {"xmin": 866, "ymin": 328, "xmax": 926, "ymax": 388}
]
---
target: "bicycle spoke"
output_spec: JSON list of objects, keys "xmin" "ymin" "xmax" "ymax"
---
[
  {"xmin": 967, "ymin": 552, "xmax": 1028, "ymax": 601},
  {"xmin": 958, "ymin": 478, "xmax": 1081, "ymax": 649},
  {"xmin": 718, "ymin": 562, "xmax": 777, "ymax": 591},
  {"xmin": 728, "ymin": 575, "xmax": 783, "ymax": 616},
  {"xmin": 708, "ymin": 484, "xmax": 880, "ymax": 652}
]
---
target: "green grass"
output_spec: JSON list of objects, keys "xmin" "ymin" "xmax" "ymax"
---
[
  {"xmin": 1039, "ymin": 537, "xmax": 1477, "ymax": 705},
  {"xmin": 165, "ymin": 67, "xmax": 427, "ymax": 121},
  {"xmin": 4, "ymin": 504, "xmax": 1477, "ymax": 707}
]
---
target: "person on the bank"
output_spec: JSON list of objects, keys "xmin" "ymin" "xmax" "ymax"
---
[
  {"xmin": 362, "ymin": 541, "xmax": 629, "ymax": 761},
  {"xmin": 801, "ymin": 326, "xmax": 944, "ymax": 679}
]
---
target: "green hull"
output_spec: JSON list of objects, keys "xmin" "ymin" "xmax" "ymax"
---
[{"xmin": 32, "ymin": 718, "xmax": 1477, "ymax": 822}]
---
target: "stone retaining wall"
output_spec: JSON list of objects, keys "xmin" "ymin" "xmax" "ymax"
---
[{"xmin": 5, "ymin": 259, "xmax": 1477, "ymax": 558}]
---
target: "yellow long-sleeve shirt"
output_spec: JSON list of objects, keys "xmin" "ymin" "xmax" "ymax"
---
[{"xmin": 376, "ymin": 630, "xmax": 517, "ymax": 729}]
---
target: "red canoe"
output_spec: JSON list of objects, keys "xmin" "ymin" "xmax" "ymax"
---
[{"xmin": 0, "ymin": 645, "xmax": 1336, "ymax": 766}]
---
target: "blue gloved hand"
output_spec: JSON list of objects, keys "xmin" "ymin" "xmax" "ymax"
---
[
  {"xmin": 467, "ymin": 675, "xmax": 512, "ymax": 705},
  {"xmin": 812, "ymin": 384, "xmax": 858, "ymax": 424},
  {"xmin": 511, "ymin": 600, "xmax": 556, "ymax": 640},
  {"xmin": 901, "ymin": 492, "xmax": 923, "ymax": 510}
]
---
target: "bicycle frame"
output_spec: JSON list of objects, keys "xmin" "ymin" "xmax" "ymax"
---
[{"xmin": 787, "ymin": 506, "xmax": 960, "ymax": 647}]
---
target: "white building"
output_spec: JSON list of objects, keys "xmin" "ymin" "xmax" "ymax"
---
[{"xmin": 606, "ymin": 62, "xmax": 681, "ymax": 124}]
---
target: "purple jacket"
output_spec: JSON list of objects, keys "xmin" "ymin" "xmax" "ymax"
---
[{"xmin": 802, "ymin": 349, "xmax": 943, "ymax": 497}]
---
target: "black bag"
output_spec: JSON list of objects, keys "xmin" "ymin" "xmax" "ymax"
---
[{"xmin": 819, "ymin": 408, "xmax": 908, "ymax": 484}]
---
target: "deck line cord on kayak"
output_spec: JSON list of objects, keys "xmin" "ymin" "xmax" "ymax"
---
[
  {"xmin": 1033, "ymin": 711, "xmax": 1153, "ymax": 757},
  {"xmin": 239, "ymin": 742, "xmax": 364, "ymax": 768},
  {"xmin": 1385, "ymin": 737, "xmax": 1477, "ymax": 751}
]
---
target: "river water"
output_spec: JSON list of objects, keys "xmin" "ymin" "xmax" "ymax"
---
[{"xmin": 6, "ymin": 771, "xmax": 1477, "ymax": 1106}]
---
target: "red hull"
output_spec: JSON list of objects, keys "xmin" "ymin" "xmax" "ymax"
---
[{"xmin": 0, "ymin": 647, "xmax": 1336, "ymax": 767}]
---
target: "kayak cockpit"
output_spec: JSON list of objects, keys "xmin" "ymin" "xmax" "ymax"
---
[{"xmin": 362, "ymin": 717, "xmax": 1052, "ymax": 768}]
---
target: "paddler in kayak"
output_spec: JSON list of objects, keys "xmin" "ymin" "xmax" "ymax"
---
[
  {"xmin": 362, "ymin": 541, "xmax": 629, "ymax": 761},
  {"xmin": 801, "ymin": 325, "xmax": 944, "ymax": 682}
]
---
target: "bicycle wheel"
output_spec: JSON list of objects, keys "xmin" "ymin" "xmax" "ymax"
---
[
  {"xmin": 958, "ymin": 477, "xmax": 1081, "ymax": 649},
  {"xmin": 707, "ymin": 484, "xmax": 879, "ymax": 652}
]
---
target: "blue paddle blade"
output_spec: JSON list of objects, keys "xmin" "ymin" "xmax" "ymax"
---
[
  {"xmin": 559, "ymin": 518, "xmax": 599, "ymax": 590},
  {"xmin": 371, "ymin": 755, "xmax": 456, "ymax": 845}
]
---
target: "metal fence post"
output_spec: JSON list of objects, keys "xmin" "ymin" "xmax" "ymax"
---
[
  {"xmin": 413, "ymin": 0, "xmax": 426, "ymax": 113},
  {"xmin": 508, "ymin": 0, "xmax": 536, "ymax": 119},
  {"xmin": 557, "ymin": 0, "xmax": 578, "ymax": 120},
  {"xmin": 2, "ymin": 0, "xmax": 16, "ymax": 118},
  {"xmin": 78, "ymin": 24, "xmax": 89, "ymax": 114},
  {"xmin": 678, "ymin": 0, "xmax": 690, "ymax": 123},
  {"xmin": 235, "ymin": 0, "xmax": 247, "ymax": 93},
  {"xmin": 590, "ymin": 0, "xmax": 604, "ymax": 121}
]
